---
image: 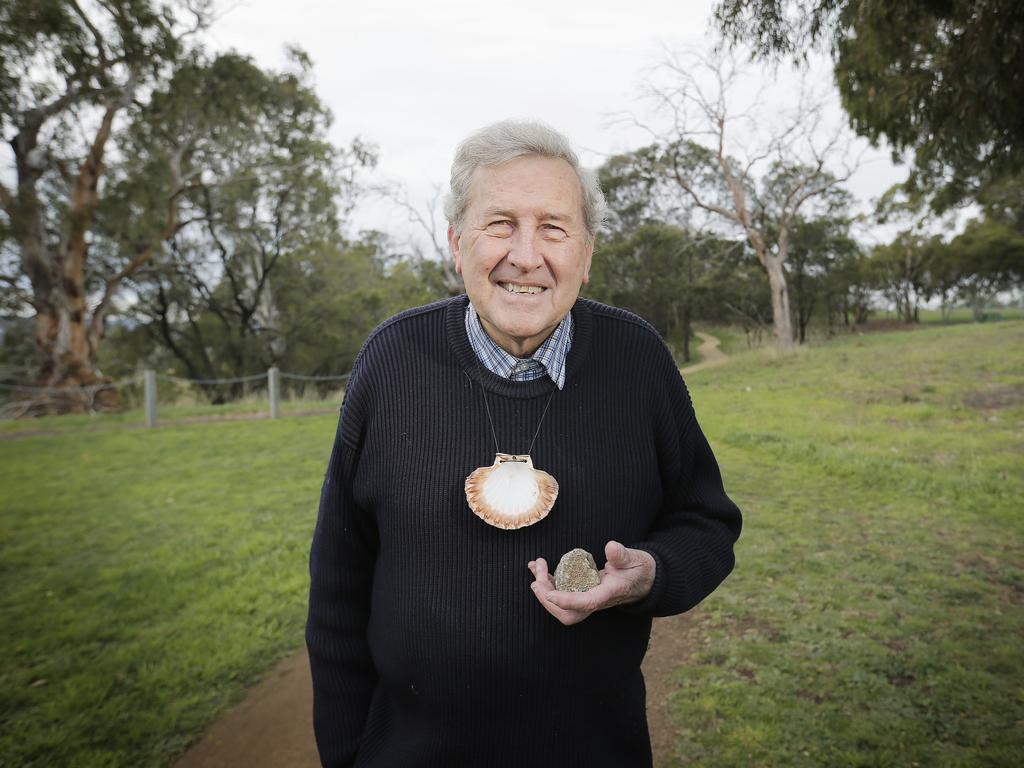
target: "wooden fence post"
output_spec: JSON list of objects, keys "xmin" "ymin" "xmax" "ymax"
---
[
  {"xmin": 144, "ymin": 370, "xmax": 157, "ymax": 428},
  {"xmin": 268, "ymin": 367, "xmax": 280, "ymax": 419}
]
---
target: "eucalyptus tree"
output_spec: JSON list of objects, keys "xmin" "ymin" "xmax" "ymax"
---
[
  {"xmin": 268, "ymin": 231, "xmax": 441, "ymax": 395},
  {"xmin": 714, "ymin": 0, "xmax": 1024, "ymax": 208},
  {"xmin": 781, "ymin": 190, "xmax": 859, "ymax": 341},
  {"xmin": 932, "ymin": 214, "xmax": 1024, "ymax": 320},
  {"xmin": 1, "ymin": 1, "xmax": 375, "ymax": 413},
  {"xmin": 631, "ymin": 47, "xmax": 860, "ymax": 349},
  {"xmin": 116, "ymin": 49, "xmax": 374, "ymax": 396},
  {"xmin": 588, "ymin": 224, "xmax": 742, "ymax": 361},
  {"xmin": 0, "ymin": 0, "xmax": 211, "ymax": 411},
  {"xmin": 597, "ymin": 145, "xmax": 688, "ymax": 236},
  {"xmin": 865, "ymin": 233, "xmax": 939, "ymax": 324}
]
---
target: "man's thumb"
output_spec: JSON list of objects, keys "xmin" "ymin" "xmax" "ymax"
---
[{"xmin": 605, "ymin": 540, "xmax": 631, "ymax": 568}]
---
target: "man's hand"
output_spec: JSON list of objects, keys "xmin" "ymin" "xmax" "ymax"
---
[{"xmin": 527, "ymin": 541, "xmax": 656, "ymax": 626}]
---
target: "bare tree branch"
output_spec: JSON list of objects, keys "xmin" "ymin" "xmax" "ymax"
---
[
  {"xmin": 372, "ymin": 180, "xmax": 462, "ymax": 295},
  {"xmin": 634, "ymin": 44, "xmax": 863, "ymax": 349}
]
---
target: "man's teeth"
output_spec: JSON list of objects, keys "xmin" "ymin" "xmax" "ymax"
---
[{"xmin": 500, "ymin": 283, "xmax": 545, "ymax": 294}]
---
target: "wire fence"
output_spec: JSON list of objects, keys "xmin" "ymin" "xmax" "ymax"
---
[
  {"xmin": 0, "ymin": 379, "xmax": 132, "ymax": 394},
  {"xmin": 0, "ymin": 367, "xmax": 352, "ymax": 424}
]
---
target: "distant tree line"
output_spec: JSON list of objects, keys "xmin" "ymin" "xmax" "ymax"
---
[{"xmin": 585, "ymin": 144, "xmax": 1023, "ymax": 361}]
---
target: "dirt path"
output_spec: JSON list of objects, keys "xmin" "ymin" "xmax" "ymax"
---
[
  {"xmin": 173, "ymin": 652, "xmax": 318, "ymax": 768},
  {"xmin": 173, "ymin": 612, "xmax": 701, "ymax": 768},
  {"xmin": 680, "ymin": 330, "xmax": 729, "ymax": 375}
]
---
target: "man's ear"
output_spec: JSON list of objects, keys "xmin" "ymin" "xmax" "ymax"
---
[
  {"xmin": 581, "ymin": 239, "xmax": 594, "ymax": 285},
  {"xmin": 448, "ymin": 225, "xmax": 463, "ymax": 275}
]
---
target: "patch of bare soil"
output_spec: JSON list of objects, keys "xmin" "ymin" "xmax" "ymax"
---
[
  {"xmin": 642, "ymin": 611, "xmax": 704, "ymax": 767},
  {"xmin": 962, "ymin": 385, "xmax": 1024, "ymax": 410},
  {"xmin": 172, "ymin": 652, "xmax": 319, "ymax": 768}
]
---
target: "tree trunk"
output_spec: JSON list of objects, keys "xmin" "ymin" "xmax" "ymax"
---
[
  {"xmin": 763, "ymin": 256, "xmax": 795, "ymax": 350},
  {"xmin": 10, "ymin": 102, "xmax": 125, "ymax": 415}
]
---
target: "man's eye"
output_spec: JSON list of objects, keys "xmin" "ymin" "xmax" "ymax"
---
[
  {"xmin": 542, "ymin": 224, "xmax": 567, "ymax": 238},
  {"xmin": 487, "ymin": 220, "xmax": 513, "ymax": 231}
]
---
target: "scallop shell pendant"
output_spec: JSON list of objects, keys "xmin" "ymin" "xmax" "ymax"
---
[{"xmin": 465, "ymin": 453, "xmax": 559, "ymax": 530}]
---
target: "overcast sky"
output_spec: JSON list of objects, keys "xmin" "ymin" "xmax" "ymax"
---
[{"xmin": 208, "ymin": 0, "xmax": 907, "ymax": 247}]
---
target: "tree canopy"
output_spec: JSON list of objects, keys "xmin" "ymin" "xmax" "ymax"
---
[
  {"xmin": 0, "ymin": 1, "xmax": 377, "ymax": 412},
  {"xmin": 714, "ymin": 0, "xmax": 1024, "ymax": 206},
  {"xmin": 110, "ymin": 49, "xmax": 374, "ymax": 389}
]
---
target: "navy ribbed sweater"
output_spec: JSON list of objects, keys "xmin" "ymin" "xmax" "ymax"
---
[{"xmin": 306, "ymin": 295, "xmax": 742, "ymax": 767}]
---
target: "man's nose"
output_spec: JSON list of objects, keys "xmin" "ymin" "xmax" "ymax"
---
[{"xmin": 508, "ymin": 227, "xmax": 544, "ymax": 271}]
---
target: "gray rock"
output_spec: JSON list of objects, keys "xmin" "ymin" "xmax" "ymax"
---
[{"xmin": 554, "ymin": 548, "xmax": 601, "ymax": 592}]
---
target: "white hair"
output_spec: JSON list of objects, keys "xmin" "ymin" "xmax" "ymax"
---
[{"xmin": 443, "ymin": 120, "xmax": 608, "ymax": 241}]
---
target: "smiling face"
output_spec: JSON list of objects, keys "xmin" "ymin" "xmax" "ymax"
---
[{"xmin": 448, "ymin": 154, "xmax": 593, "ymax": 358}]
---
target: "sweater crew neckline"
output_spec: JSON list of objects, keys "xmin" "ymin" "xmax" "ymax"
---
[{"xmin": 446, "ymin": 294, "xmax": 593, "ymax": 400}]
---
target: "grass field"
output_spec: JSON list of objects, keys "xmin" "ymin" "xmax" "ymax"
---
[
  {"xmin": 1, "ymin": 321, "xmax": 1022, "ymax": 766},
  {"xmin": 669, "ymin": 320, "xmax": 1023, "ymax": 767},
  {"xmin": 0, "ymin": 416, "xmax": 338, "ymax": 766}
]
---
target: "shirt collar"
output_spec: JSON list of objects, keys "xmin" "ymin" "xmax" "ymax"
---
[{"xmin": 464, "ymin": 302, "xmax": 573, "ymax": 390}]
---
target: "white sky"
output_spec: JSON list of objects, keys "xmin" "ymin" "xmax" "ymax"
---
[{"xmin": 207, "ymin": 0, "xmax": 908, "ymax": 248}]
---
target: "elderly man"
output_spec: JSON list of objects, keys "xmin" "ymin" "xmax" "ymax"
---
[{"xmin": 306, "ymin": 120, "xmax": 742, "ymax": 767}]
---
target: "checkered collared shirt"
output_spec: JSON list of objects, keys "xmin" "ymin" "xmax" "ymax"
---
[{"xmin": 464, "ymin": 302, "xmax": 573, "ymax": 390}]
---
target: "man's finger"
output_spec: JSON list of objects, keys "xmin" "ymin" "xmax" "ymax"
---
[
  {"xmin": 545, "ymin": 591, "xmax": 599, "ymax": 614},
  {"xmin": 531, "ymin": 573, "xmax": 555, "ymax": 598},
  {"xmin": 545, "ymin": 579, "xmax": 619, "ymax": 611},
  {"xmin": 529, "ymin": 558, "xmax": 559, "ymax": 601},
  {"xmin": 529, "ymin": 557, "xmax": 592, "ymax": 625},
  {"xmin": 531, "ymin": 580, "xmax": 587, "ymax": 625}
]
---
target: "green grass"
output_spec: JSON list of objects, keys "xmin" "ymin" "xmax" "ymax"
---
[
  {"xmin": 666, "ymin": 320, "xmax": 1024, "ymax": 767},
  {"xmin": 1, "ymin": 321, "xmax": 1022, "ymax": 766},
  {"xmin": 0, "ymin": 416, "xmax": 339, "ymax": 766},
  {"xmin": 697, "ymin": 324, "xmax": 754, "ymax": 357}
]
